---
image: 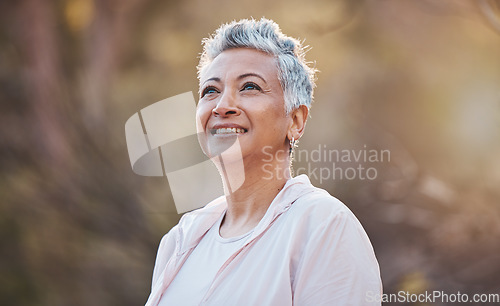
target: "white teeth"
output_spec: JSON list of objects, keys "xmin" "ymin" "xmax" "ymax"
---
[{"xmin": 214, "ymin": 128, "xmax": 246, "ymax": 134}]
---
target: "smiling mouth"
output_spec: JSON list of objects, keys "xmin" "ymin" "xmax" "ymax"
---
[{"xmin": 210, "ymin": 127, "xmax": 248, "ymax": 135}]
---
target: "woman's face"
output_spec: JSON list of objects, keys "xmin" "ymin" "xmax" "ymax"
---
[{"xmin": 196, "ymin": 48, "xmax": 291, "ymax": 164}]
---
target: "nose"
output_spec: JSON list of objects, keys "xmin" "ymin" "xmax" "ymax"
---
[{"xmin": 212, "ymin": 91, "xmax": 241, "ymax": 117}]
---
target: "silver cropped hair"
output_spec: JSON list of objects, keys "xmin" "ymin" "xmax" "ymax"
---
[{"xmin": 197, "ymin": 18, "xmax": 317, "ymax": 114}]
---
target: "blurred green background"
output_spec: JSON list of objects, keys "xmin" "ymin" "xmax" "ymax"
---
[{"xmin": 1, "ymin": 0, "xmax": 499, "ymax": 305}]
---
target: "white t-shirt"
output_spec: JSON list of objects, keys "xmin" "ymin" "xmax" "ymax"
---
[
  {"xmin": 146, "ymin": 175, "xmax": 382, "ymax": 306},
  {"xmin": 158, "ymin": 212, "xmax": 253, "ymax": 306}
]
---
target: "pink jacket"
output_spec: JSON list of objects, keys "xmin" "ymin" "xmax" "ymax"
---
[{"xmin": 146, "ymin": 175, "xmax": 382, "ymax": 305}]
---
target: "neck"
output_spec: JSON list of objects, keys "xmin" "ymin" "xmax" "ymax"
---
[{"xmin": 216, "ymin": 154, "xmax": 291, "ymax": 236}]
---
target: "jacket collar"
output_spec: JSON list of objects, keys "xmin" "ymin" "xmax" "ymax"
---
[{"xmin": 176, "ymin": 174, "xmax": 314, "ymax": 254}]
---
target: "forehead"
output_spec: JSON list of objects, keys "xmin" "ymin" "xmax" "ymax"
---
[{"xmin": 200, "ymin": 48, "xmax": 279, "ymax": 83}]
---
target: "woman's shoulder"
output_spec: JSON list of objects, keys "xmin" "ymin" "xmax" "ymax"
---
[
  {"xmin": 291, "ymin": 185, "xmax": 352, "ymax": 217},
  {"xmin": 177, "ymin": 195, "xmax": 226, "ymax": 228},
  {"xmin": 284, "ymin": 184, "xmax": 363, "ymax": 236},
  {"xmin": 283, "ymin": 175, "xmax": 349, "ymax": 215}
]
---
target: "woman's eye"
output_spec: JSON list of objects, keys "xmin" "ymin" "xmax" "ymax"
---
[
  {"xmin": 201, "ymin": 86, "xmax": 219, "ymax": 98},
  {"xmin": 241, "ymin": 83, "xmax": 261, "ymax": 91}
]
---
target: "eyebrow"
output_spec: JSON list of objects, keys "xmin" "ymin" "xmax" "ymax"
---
[
  {"xmin": 237, "ymin": 73, "xmax": 267, "ymax": 84},
  {"xmin": 202, "ymin": 77, "xmax": 221, "ymax": 85},
  {"xmin": 202, "ymin": 73, "xmax": 268, "ymax": 85}
]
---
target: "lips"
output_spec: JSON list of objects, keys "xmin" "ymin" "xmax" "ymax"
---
[
  {"xmin": 213, "ymin": 127, "xmax": 246, "ymax": 134},
  {"xmin": 210, "ymin": 124, "xmax": 248, "ymax": 135}
]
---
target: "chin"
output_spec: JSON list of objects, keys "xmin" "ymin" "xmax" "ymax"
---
[{"xmin": 208, "ymin": 139, "xmax": 246, "ymax": 167}]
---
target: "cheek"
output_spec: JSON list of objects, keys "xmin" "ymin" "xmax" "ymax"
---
[
  {"xmin": 195, "ymin": 105, "xmax": 210, "ymax": 155},
  {"xmin": 195, "ymin": 103, "xmax": 211, "ymax": 133},
  {"xmin": 264, "ymin": 104, "xmax": 288, "ymax": 130},
  {"xmin": 255, "ymin": 111, "xmax": 289, "ymax": 143}
]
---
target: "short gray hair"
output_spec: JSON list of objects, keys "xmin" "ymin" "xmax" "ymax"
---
[{"xmin": 197, "ymin": 18, "xmax": 317, "ymax": 114}]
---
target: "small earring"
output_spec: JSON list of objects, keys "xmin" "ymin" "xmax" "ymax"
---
[{"xmin": 289, "ymin": 137, "xmax": 296, "ymax": 155}]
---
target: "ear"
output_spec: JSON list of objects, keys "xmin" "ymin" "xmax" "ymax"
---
[{"xmin": 287, "ymin": 105, "xmax": 309, "ymax": 140}]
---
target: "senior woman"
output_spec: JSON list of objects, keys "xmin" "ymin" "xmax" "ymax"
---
[{"xmin": 146, "ymin": 18, "xmax": 382, "ymax": 306}]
